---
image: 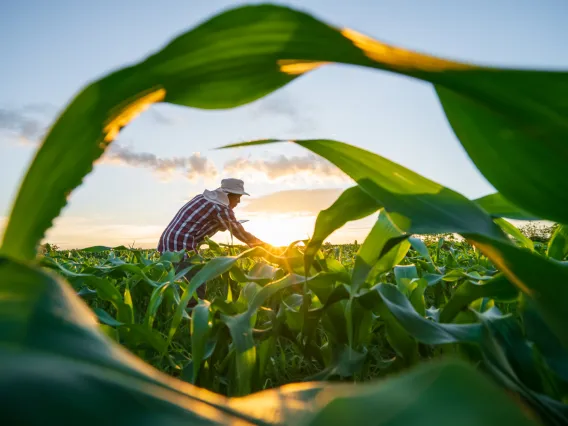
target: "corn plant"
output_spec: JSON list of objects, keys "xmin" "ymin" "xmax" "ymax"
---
[{"xmin": 1, "ymin": 3, "xmax": 567, "ymax": 425}]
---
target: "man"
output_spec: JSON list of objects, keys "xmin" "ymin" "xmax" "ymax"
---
[{"xmin": 157, "ymin": 178, "xmax": 267, "ymax": 305}]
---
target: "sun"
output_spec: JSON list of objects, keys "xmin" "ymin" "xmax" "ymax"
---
[{"xmin": 239, "ymin": 215, "xmax": 315, "ymax": 247}]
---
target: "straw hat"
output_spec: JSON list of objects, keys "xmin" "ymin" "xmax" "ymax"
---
[{"xmin": 219, "ymin": 178, "xmax": 249, "ymax": 196}]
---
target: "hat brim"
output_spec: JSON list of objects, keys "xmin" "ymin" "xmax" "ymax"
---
[{"xmin": 222, "ymin": 189, "xmax": 250, "ymax": 196}]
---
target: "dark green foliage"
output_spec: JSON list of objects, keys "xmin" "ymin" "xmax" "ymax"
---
[{"xmin": 1, "ymin": 3, "xmax": 567, "ymax": 425}]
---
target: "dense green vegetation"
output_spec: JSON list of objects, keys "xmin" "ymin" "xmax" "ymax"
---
[
  {"xmin": 39, "ymin": 227, "xmax": 556, "ymax": 397},
  {"xmin": 35, "ymin": 221, "xmax": 567, "ymax": 425},
  {"xmin": 1, "ymin": 3, "xmax": 568, "ymax": 425}
]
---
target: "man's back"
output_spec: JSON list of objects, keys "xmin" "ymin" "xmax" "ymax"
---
[{"xmin": 157, "ymin": 193, "xmax": 260, "ymax": 253}]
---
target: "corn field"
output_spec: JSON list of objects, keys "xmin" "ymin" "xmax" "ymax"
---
[{"xmin": 1, "ymin": 3, "xmax": 568, "ymax": 426}]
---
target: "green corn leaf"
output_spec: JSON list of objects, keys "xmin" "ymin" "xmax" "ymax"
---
[
  {"xmin": 0, "ymin": 257, "xmax": 267, "ymax": 423},
  {"xmin": 351, "ymin": 300, "xmax": 375, "ymax": 349},
  {"xmin": 93, "ymin": 308, "xmax": 124, "ymax": 327},
  {"xmin": 83, "ymin": 276, "xmax": 132, "ymax": 324},
  {"xmin": 41, "ymin": 256, "xmax": 94, "ymax": 279},
  {"xmin": 364, "ymin": 240, "xmax": 411, "ymax": 288},
  {"xmin": 99, "ymin": 324, "xmax": 120, "ymax": 342},
  {"xmin": 436, "ymin": 80, "xmax": 568, "ymax": 225},
  {"xmin": 1, "ymin": 2, "xmax": 567, "ymax": 421},
  {"xmin": 226, "ymin": 281, "xmax": 233, "ymax": 303},
  {"xmin": 229, "ymin": 262, "xmax": 280, "ymax": 286},
  {"xmin": 77, "ymin": 287, "xmax": 98, "ymax": 298},
  {"xmin": 474, "ymin": 193, "xmax": 541, "ymax": 221},
  {"xmin": 477, "ymin": 316, "xmax": 568, "ymax": 425},
  {"xmin": 409, "ymin": 237, "xmax": 439, "ymax": 272},
  {"xmin": 547, "ymin": 225, "xmax": 568, "ymax": 260},
  {"xmin": 322, "ymin": 257, "xmax": 351, "ymax": 281},
  {"xmin": 254, "ymin": 336, "xmax": 276, "ymax": 391},
  {"xmin": 247, "ymin": 273, "xmax": 323, "ymax": 314},
  {"xmin": 436, "ymin": 237, "xmax": 445, "ymax": 260},
  {"xmin": 345, "ymin": 299, "xmax": 354, "ymax": 349},
  {"xmin": 235, "ymin": 282, "xmax": 263, "ymax": 314},
  {"xmin": 111, "ymin": 263, "xmax": 164, "ymax": 288},
  {"xmin": 305, "ymin": 272, "xmax": 348, "ymax": 305},
  {"xmin": 480, "ymin": 312, "xmax": 544, "ymax": 393},
  {"xmin": 409, "ymin": 278, "xmax": 428, "ymax": 317},
  {"xmin": 352, "ymin": 210, "xmax": 410, "ymax": 293},
  {"xmin": 120, "ymin": 324, "xmax": 168, "ymax": 354},
  {"xmin": 229, "ymin": 139, "xmax": 506, "ymax": 241},
  {"xmin": 304, "ymin": 359, "xmax": 538, "ymax": 426},
  {"xmin": 469, "ymin": 234, "xmax": 568, "ymax": 349},
  {"xmin": 291, "ymin": 140, "xmax": 505, "ymax": 240},
  {"xmin": 321, "ymin": 302, "xmax": 350, "ymax": 347},
  {"xmin": 494, "ymin": 218, "xmax": 535, "ymax": 251},
  {"xmin": 426, "ymin": 307, "xmax": 441, "ymax": 322},
  {"xmin": 222, "ymin": 272, "xmax": 331, "ymax": 395},
  {"xmin": 79, "ymin": 245, "xmax": 130, "ymax": 253},
  {"xmin": 170, "ymin": 285, "xmax": 190, "ymax": 321},
  {"xmin": 231, "ymin": 139, "xmax": 568, "ymax": 348},
  {"xmin": 158, "ymin": 250, "xmax": 186, "ymax": 264},
  {"xmin": 56, "ymin": 259, "xmax": 162, "ymax": 289},
  {"xmin": 354, "ymin": 287, "xmax": 419, "ymax": 365},
  {"xmin": 0, "ymin": 257, "xmax": 541, "ymax": 424},
  {"xmin": 304, "ymin": 185, "xmax": 381, "ymax": 270},
  {"xmin": 423, "ymin": 273, "xmax": 444, "ymax": 286},
  {"xmin": 204, "ymin": 237, "xmax": 223, "ymax": 255},
  {"xmin": 144, "ymin": 283, "xmax": 171, "ymax": 329},
  {"xmin": 441, "ymin": 269, "xmax": 466, "ymax": 282},
  {"xmin": 377, "ymin": 283, "xmax": 491, "ymax": 345},
  {"xmin": 521, "ymin": 296, "xmax": 568, "ymax": 384},
  {"xmin": 482, "ymin": 309, "xmax": 568, "ymax": 421},
  {"xmin": 191, "ymin": 301, "xmax": 212, "ymax": 384},
  {"xmin": 282, "ymin": 294, "xmax": 304, "ymax": 332},
  {"xmin": 78, "ymin": 245, "xmax": 115, "ymax": 253},
  {"xmin": 440, "ymin": 275, "xmax": 519, "ymax": 323},
  {"xmin": 393, "ymin": 265, "xmax": 420, "ymax": 297},
  {"xmin": 173, "ymin": 264, "xmax": 197, "ymax": 282},
  {"xmin": 306, "ymin": 346, "xmax": 368, "ymax": 381},
  {"xmin": 248, "ymin": 262, "xmax": 280, "ymax": 282},
  {"xmin": 221, "ymin": 313, "xmax": 256, "ymax": 397},
  {"xmin": 394, "ymin": 265, "xmax": 419, "ymax": 282},
  {"xmin": 168, "ymin": 253, "xmax": 246, "ymax": 345},
  {"xmin": 441, "ymin": 269, "xmax": 493, "ymax": 283},
  {"xmin": 168, "ymin": 246, "xmax": 300, "ymax": 345},
  {"xmin": 123, "ymin": 282, "xmax": 134, "ymax": 324}
]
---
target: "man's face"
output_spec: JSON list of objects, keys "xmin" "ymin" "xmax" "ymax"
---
[{"xmin": 228, "ymin": 193, "xmax": 242, "ymax": 209}]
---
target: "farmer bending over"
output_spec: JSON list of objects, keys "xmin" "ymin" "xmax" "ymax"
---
[{"xmin": 157, "ymin": 178, "xmax": 267, "ymax": 305}]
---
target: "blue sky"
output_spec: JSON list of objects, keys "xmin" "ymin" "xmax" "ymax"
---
[{"xmin": 1, "ymin": 0, "xmax": 566, "ymax": 247}]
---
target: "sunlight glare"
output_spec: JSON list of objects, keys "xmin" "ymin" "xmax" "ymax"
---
[
  {"xmin": 245, "ymin": 215, "xmax": 314, "ymax": 247},
  {"xmin": 103, "ymin": 87, "xmax": 166, "ymax": 143},
  {"xmin": 278, "ymin": 59, "xmax": 329, "ymax": 75},
  {"xmin": 340, "ymin": 28, "xmax": 475, "ymax": 72},
  {"xmin": 216, "ymin": 215, "xmax": 316, "ymax": 247}
]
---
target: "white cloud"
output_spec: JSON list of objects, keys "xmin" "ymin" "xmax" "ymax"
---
[
  {"xmin": 98, "ymin": 143, "xmax": 218, "ymax": 180},
  {"xmin": 223, "ymin": 154, "xmax": 348, "ymax": 182},
  {"xmin": 250, "ymin": 93, "xmax": 316, "ymax": 133},
  {"xmin": 1, "ymin": 103, "xmax": 212, "ymax": 181},
  {"xmin": 0, "ymin": 105, "xmax": 50, "ymax": 144}
]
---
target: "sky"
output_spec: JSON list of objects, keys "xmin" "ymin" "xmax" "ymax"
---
[{"xmin": 1, "ymin": 0, "xmax": 566, "ymax": 248}]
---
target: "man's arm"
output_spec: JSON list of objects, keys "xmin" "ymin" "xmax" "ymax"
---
[{"xmin": 217, "ymin": 208, "xmax": 265, "ymax": 247}]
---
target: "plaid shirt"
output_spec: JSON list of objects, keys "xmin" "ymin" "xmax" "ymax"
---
[{"xmin": 157, "ymin": 194, "xmax": 261, "ymax": 253}]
